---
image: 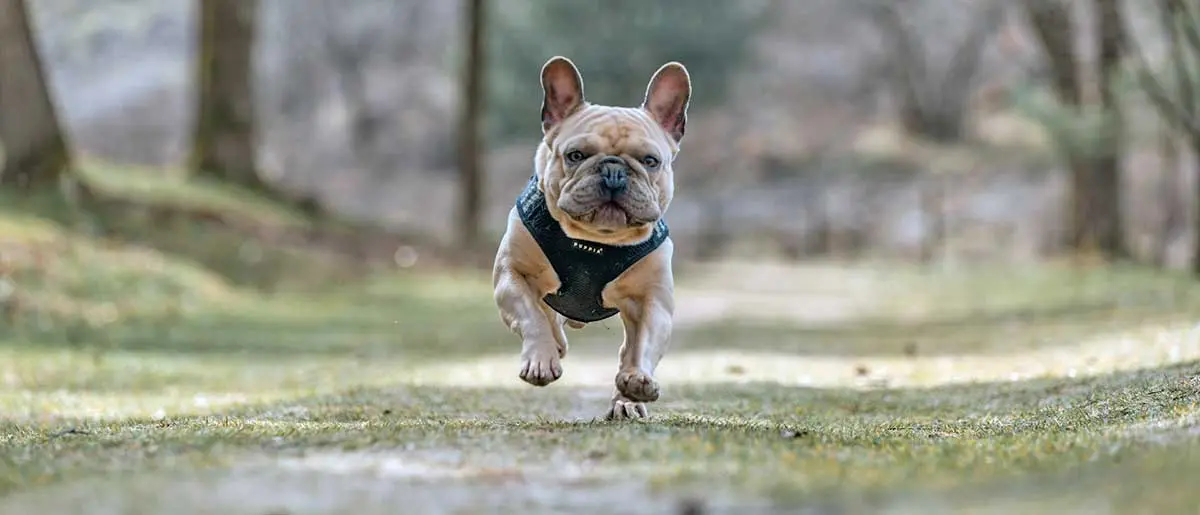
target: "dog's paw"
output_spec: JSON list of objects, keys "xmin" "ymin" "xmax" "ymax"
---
[
  {"xmin": 615, "ymin": 368, "xmax": 659, "ymax": 402},
  {"xmin": 605, "ymin": 395, "xmax": 648, "ymax": 421},
  {"xmin": 519, "ymin": 348, "xmax": 562, "ymax": 386}
]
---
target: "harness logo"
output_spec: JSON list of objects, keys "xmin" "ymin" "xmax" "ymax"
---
[{"xmin": 572, "ymin": 241, "xmax": 604, "ymax": 255}]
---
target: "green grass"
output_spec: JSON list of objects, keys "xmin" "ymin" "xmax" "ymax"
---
[
  {"xmin": 0, "ymin": 163, "xmax": 362, "ymax": 292},
  {"xmin": 672, "ymin": 261, "xmax": 1200, "ymax": 358},
  {"xmin": 73, "ymin": 163, "xmax": 313, "ymax": 229},
  {"xmin": 3, "ymin": 172, "xmax": 1200, "ymax": 513}
]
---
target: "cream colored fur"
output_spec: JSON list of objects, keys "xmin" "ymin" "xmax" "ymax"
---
[{"xmin": 491, "ymin": 56, "xmax": 691, "ymax": 420}]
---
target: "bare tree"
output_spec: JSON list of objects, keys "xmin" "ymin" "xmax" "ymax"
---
[
  {"xmin": 0, "ymin": 0, "xmax": 71, "ymax": 191},
  {"xmin": 860, "ymin": 0, "xmax": 1007, "ymax": 142},
  {"xmin": 1021, "ymin": 0, "xmax": 1127, "ymax": 259},
  {"xmin": 190, "ymin": 0, "xmax": 264, "ymax": 188},
  {"xmin": 1092, "ymin": 0, "xmax": 1127, "ymax": 257},
  {"xmin": 457, "ymin": 0, "xmax": 487, "ymax": 249},
  {"xmin": 192, "ymin": 0, "xmax": 324, "ymax": 215},
  {"xmin": 1128, "ymin": 0, "xmax": 1200, "ymax": 274}
]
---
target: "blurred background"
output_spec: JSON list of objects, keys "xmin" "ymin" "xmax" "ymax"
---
[
  {"xmin": 2, "ymin": 0, "xmax": 1199, "ymax": 364},
  {"xmin": 4, "ymin": 0, "xmax": 1198, "ymax": 267}
]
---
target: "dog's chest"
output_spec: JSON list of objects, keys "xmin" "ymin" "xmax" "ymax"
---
[
  {"xmin": 540, "ymin": 248, "xmax": 623, "ymax": 323},
  {"xmin": 515, "ymin": 175, "xmax": 668, "ymax": 324}
]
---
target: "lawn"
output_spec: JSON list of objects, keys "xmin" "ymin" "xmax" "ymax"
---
[{"xmin": 2, "ymin": 168, "xmax": 1200, "ymax": 514}]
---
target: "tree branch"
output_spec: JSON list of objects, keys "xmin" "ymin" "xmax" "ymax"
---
[
  {"xmin": 858, "ymin": 0, "xmax": 930, "ymax": 114},
  {"xmin": 1165, "ymin": 0, "xmax": 1200, "ymax": 55},
  {"xmin": 940, "ymin": 1, "xmax": 1007, "ymax": 103},
  {"xmin": 1164, "ymin": 0, "xmax": 1198, "ymax": 118},
  {"xmin": 1020, "ymin": 0, "xmax": 1081, "ymax": 106},
  {"xmin": 1095, "ymin": 0, "xmax": 1124, "ymax": 97},
  {"xmin": 1126, "ymin": 0, "xmax": 1200, "ymax": 134}
]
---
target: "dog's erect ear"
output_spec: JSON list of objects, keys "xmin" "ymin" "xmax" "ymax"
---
[
  {"xmin": 541, "ymin": 56, "xmax": 586, "ymax": 133},
  {"xmin": 641, "ymin": 62, "xmax": 691, "ymax": 142}
]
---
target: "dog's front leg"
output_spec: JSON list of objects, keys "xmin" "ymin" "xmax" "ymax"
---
[
  {"xmin": 606, "ymin": 289, "xmax": 674, "ymax": 420},
  {"xmin": 494, "ymin": 264, "xmax": 566, "ymax": 386}
]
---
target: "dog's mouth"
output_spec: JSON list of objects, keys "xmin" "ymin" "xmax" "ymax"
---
[
  {"xmin": 567, "ymin": 201, "xmax": 657, "ymax": 232},
  {"xmin": 591, "ymin": 202, "xmax": 629, "ymax": 228}
]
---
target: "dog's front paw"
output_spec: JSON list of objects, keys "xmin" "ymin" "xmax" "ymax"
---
[
  {"xmin": 519, "ymin": 347, "xmax": 562, "ymax": 386},
  {"xmin": 605, "ymin": 394, "xmax": 648, "ymax": 421},
  {"xmin": 615, "ymin": 368, "xmax": 659, "ymax": 402}
]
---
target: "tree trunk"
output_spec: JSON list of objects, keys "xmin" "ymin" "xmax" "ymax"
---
[
  {"xmin": 1023, "ymin": 0, "xmax": 1128, "ymax": 259},
  {"xmin": 1193, "ymin": 137, "xmax": 1200, "ymax": 276},
  {"xmin": 457, "ymin": 0, "xmax": 487, "ymax": 249},
  {"xmin": 0, "ymin": 0, "xmax": 71, "ymax": 191},
  {"xmin": 1090, "ymin": 0, "xmax": 1127, "ymax": 259},
  {"xmin": 919, "ymin": 175, "xmax": 946, "ymax": 265},
  {"xmin": 1157, "ymin": 126, "xmax": 1181, "ymax": 268},
  {"xmin": 1022, "ymin": 0, "xmax": 1089, "ymax": 254},
  {"xmin": 190, "ymin": 0, "xmax": 263, "ymax": 188}
]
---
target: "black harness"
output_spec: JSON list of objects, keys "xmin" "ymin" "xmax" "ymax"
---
[{"xmin": 516, "ymin": 175, "xmax": 669, "ymax": 323}]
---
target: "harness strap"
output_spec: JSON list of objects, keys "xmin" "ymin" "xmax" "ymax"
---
[{"xmin": 516, "ymin": 175, "xmax": 669, "ymax": 323}]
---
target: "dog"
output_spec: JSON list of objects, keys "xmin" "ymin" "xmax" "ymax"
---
[{"xmin": 491, "ymin": 56, "xmax": 691, "ymax": 421}]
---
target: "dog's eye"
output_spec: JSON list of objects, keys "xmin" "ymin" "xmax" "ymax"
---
[
  {"xmin": 565, "ymin": 150, "xmax": 587, "ymax": 163},
  {"xmin": 641, "ymin": 155, "xmax": 661, "ymax": 169}
]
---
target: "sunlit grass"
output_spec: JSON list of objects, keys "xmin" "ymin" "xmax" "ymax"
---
[
  {"xmin": 0, "ymin": 215, "xmax": 63, "ymax": 244},
  {"xmin": 878, "ymin": 260, "xmax": 1198, "ymax": 318},
  {"xmin": 74, "ymin": 161, "xmax": 312, "ymax": 228},
  {"xmin": 0, "ymin": 160, "xmax": 366, "ymax": 291}
]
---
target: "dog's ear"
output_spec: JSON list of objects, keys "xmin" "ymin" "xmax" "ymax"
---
[
  {"xmin": 641, "ymin": 62, "xmax": 691, "ymax": 143},
  {"xmin": 541, "ymin": 56, "xmax": 586, "ymax": 133}
]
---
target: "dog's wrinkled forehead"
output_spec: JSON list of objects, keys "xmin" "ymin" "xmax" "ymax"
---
[{"xmin": 553, "ymin": 106, "xmax": 679, "ymax": 158}]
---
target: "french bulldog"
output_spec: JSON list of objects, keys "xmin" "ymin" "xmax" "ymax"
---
[{"xmin": 491, "ymin": 56, "xmax": 691, "ymax": 420}]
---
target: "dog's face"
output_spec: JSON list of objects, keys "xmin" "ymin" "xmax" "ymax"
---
[{"xmin": 534, "ymin": 57, "xmax": 691, "ymax": 245}]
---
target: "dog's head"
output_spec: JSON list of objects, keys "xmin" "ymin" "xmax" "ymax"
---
[{"xmin": 533, "ymin": 56, "xmax": 691, "ymax": 246}]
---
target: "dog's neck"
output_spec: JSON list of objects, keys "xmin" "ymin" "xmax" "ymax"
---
[{"xmin": 515, "ymin": 174, "xmax": 669, "ymax": 323}]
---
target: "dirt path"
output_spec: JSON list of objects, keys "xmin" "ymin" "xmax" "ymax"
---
[{"xmin": 0, "ymin": 461, "xmax": 778, "ymax": 515}]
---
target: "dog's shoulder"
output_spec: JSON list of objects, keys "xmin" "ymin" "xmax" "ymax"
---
[
  {"xmin": 494, "ymin": 207, "xmax": 560, "ymax": 294},
  {"xmin": 603, "ymin": 237, "xmax": 675, "ymax": 304}
]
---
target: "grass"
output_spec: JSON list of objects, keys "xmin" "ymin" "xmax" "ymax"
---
[
  {"xmin": 73, "ymin": 162, "xmax": 314, "ymax": 229},
  {"xmin": 3, "ymin": 169, "xmax": 1200, "ymax": 513},
  {"xmin": 0, "ymin": 163, "xmax": 362, "ymax": 292}
]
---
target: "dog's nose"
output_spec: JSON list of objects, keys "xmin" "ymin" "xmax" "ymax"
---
[{"xmin": 598, "ymin": 157, "xmax": 628, "ymax": 194}]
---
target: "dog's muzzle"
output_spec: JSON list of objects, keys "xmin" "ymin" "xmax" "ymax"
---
[{"xmin": 597, "ymin": 157, "xmax": 628, "ymax": 196}]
